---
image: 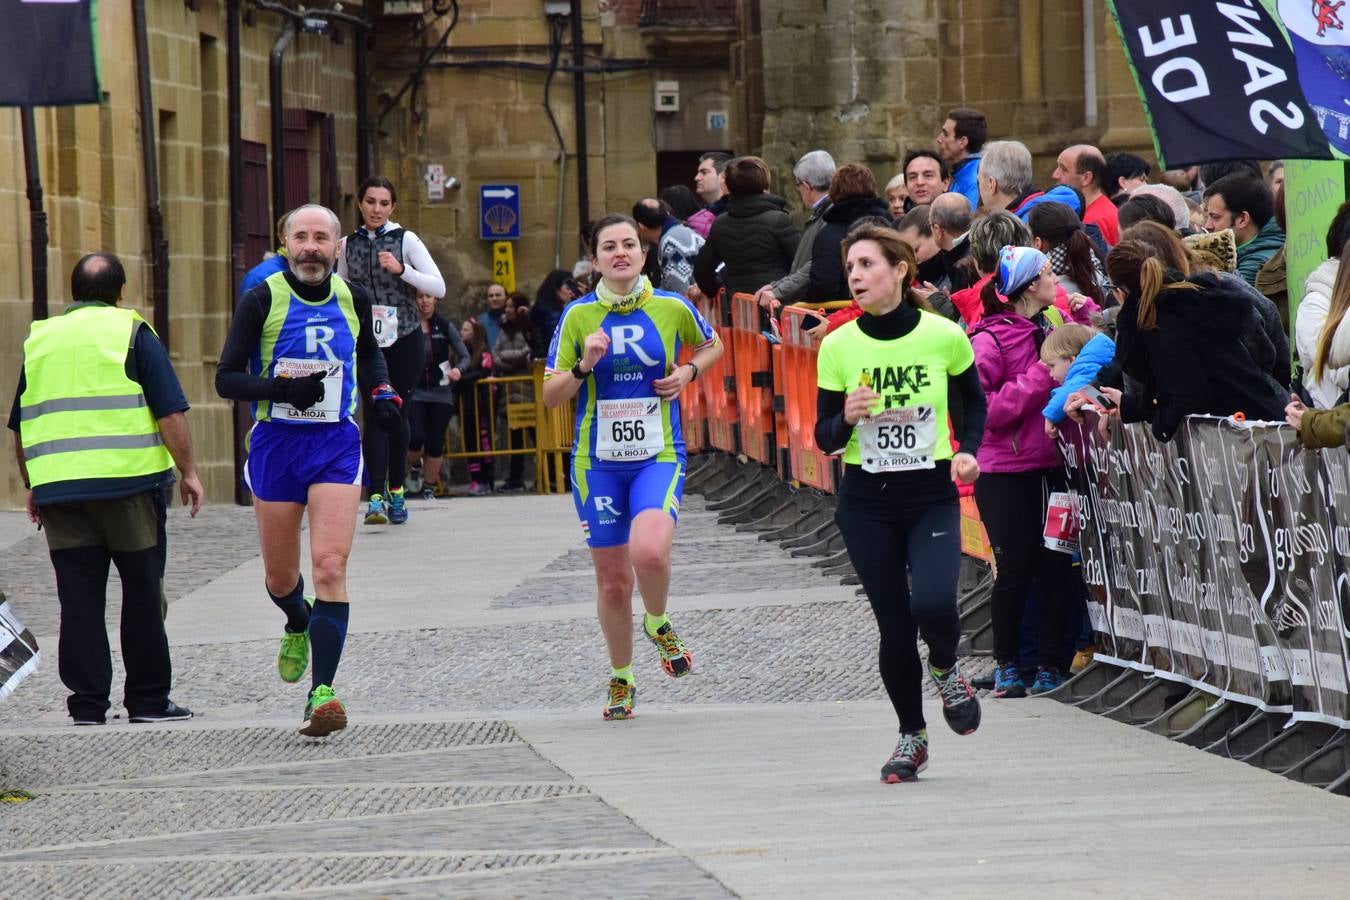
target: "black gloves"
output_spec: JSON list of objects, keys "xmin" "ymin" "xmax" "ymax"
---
[
  {"xmin": 269, "ymin": 371, "xmax": 326, "ymax": 410},
  {"xmin": 371, "ymin": 384, "xmax": 404, "ymax": 433}
]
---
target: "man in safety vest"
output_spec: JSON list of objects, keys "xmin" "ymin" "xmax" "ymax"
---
[{"xmin": 8, "ymin": 252, "xmax": 204, "ymax": 726}]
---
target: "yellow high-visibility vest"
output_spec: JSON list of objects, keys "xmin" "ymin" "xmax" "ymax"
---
[{"xmin": 19, "ymin": 305, "xmax": 173, "ymax": 489}]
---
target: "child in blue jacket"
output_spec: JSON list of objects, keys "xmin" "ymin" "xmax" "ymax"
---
[{"xmin": 1042, "ymin": 323, "xmax": 1116, "ymax": 437}]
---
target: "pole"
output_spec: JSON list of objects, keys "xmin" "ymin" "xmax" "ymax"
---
[
  {"xmin": 20, "ymin": 107, "xmax": 48, "ymax": 322},
  {"xmin": 132, "ymin": 0, "xmax": 170, "ymax": 348},
  {"xmin": 569, "ymin": 0, "xmax": 589, "ymax": 254}
]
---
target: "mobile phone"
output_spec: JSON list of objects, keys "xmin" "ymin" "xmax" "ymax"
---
[
  {"xmin": 1080, "ymin": 383, "xmax": 1117, "ymax": 411},
  {"xmin": 800, "ymin": 313, "xmax": 824, "ymax": 331}
]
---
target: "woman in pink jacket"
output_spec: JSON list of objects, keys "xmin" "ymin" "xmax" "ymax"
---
[{"xmin": 969, "ymin": 246, "xmax": 1083, "ymax": 698}]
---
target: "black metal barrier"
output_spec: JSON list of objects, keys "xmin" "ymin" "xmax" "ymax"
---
[{"xmin": 686, "ymin": 410, "xmax": 1350, "ymax": 794}]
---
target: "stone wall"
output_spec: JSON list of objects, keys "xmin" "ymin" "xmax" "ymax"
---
[
  {"xmin": 754, "ymin": 0, "xmax": 1152, "ymax": 199},
  {"xmin": 1, "ymin": 1, "xmax": 365, "ymax": 509}
]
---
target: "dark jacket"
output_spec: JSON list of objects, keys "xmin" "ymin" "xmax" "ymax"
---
[
  {"xmin": 1100, "ymin": 270, "xmax": 1288, "ymax": 441},
  {"xmin": 802, "ymin": 195, "xmax": 892, "ymax": 302},
  {"xmin": 693, "ymin": 193, "xmax": 799, "ymax": 298}
]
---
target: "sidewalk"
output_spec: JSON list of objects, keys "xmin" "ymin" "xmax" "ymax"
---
[{"xmin": 1, "ymin": 493, "xmax": 1349, "ymax": 897}]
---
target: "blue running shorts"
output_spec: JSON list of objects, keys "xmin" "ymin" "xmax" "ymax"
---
[
  {"xmin": 571, "ymin": 461, "xmax": 685, "ymax": 548},
  {"xmin": 244, "ymin": 417, "xmax": 364, "ymax": 504}
]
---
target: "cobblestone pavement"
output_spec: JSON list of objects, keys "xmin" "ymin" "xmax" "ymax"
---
[{"xmin": 2, "ymin": 488, "xmax": 948, "ymax": 897}]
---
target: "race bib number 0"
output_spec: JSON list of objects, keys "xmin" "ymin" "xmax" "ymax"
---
[
  {"xmin": 272, "ymin": 357, "xmax": 342, "ymax": 423},
  {"xmin": 857, "ymin": 405, "xmax": 936, "ymax": 473},
  {"xmin": 372, "ymin": 305, "xmax": 398, "ymax": 349},
  {"xmin": 596, "ymin": 397, "xmax": 663, "ymax": 461},
  {"xmin": 1043, "ymin": 490, "xmax": 1080, "ymax": 554}
]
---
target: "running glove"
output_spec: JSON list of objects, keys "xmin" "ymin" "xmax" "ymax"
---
[
  {"xmin": 269, "ymin": 371, "xmax": 326, "ymax": 410},
  {"xmin": 371, "ymin": 384, "xmax": 403, "ymax": 432}
]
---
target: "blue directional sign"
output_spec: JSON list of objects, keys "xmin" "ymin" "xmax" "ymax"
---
[{"xmin": 479, "ymin": 184, "xmax": 521, "ymax": 240}]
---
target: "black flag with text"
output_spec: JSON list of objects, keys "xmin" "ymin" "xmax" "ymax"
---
[{"xmin": 0, "ymin": 0, "xmax": 100, "ymax": 107}]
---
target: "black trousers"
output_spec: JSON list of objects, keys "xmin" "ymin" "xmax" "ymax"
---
[
  {"xmin": 407, "ymin": 398, "xmax": 455, "ymax": 458},
  {"xmin": 973, "ymin": 469, "xmax": 1078, "ymax": 671},
  {"xmin": 836, "ymin": 482, "xmax": 962, "ymax": 733},
  {"xmin": 363, "ymin": 328, "xmax": 426, "ymax": 493},
  {"xmin": 42, "ymin": 489, "xmax": 172, "ymax": 720}
]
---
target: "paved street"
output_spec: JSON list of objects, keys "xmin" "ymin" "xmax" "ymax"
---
[{"xmin": 3, "ymin": 486, "xmax": 1350, "ymax": 897}]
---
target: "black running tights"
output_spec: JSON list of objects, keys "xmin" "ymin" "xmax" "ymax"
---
[
  {"xmin": 836, "ymin": 492, "xmax": 962, "ymax": 733},
  {"xmin": 363, "ymin": 328, "xmax": 425, "ymax": 493}
]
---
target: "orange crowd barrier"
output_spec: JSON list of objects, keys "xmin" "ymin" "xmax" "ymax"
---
[
  {"xmin": 729, "ymin": 292, "xmax": 776, "ymax": 468},
  {"xmin": 699, "ymin": 290, "xmax": 739, "ymax": 454},
  {"xmin": 771, "ymin": 342, "xmax": 789, "ymax": 476},
  {"xmin": 678, "ymin": 342, "xmax": 706, "ymax": 454},
  {"xmin": 777, "ymin": 306, "xmax": 835, "ymax": 493},
  {"xmin": 959, "ymin": 496, "xmax": 993, "ymax": 562}
]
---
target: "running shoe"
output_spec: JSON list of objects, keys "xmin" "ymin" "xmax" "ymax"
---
[
  {"xmin": 277, "ymin": 596, "xmax": 315, "ymax": 683},
  {"xmin": 299, "ymin": 684, "xmax": 347, "ymax": 737},
  {"xmin": 929, "ymin": 660, "xmax": 981, "ymax": 735},
  {"xmin": 992, "ymin": 662, "xmax": 1027, "ymax": 698},
  {"xmin": 646, "ymin": 620, "xmax": 693, "ymax": 678},
  {"xmin": 388, "ymin": 490, "xmax": 408, "ymax": 524},
  {"xmin": 1029, "ymin": 666, "xmax": 1063, "ymax": 695},
  {"xmin": 129, "ymin": 701, "xmax": 194, "ymax": 723},
  {"xmin": 881, "ymin": 729, "xmax": 928, "ymax": 783},
  {"xmin": 602, "ymin": 677, "xmax": 636, "ymax": 720},
  {"xmin": 468, "ymin": 481, "xmax": 493, "ymax": 497},
  {"xmin": 499, "ymin": 480, "xmax": 527, "ymax": 493},
  {"xmin": 406, "ymin": 463, "xmax": 424, "ymax": 495},
  {"xmin": 365, "ymin": 494, "xmax": 389, "ymax": 525},
  {"xmin": 416, "ymin": 486, "xmax": 436, "ymax": 500},
  {"xmin": 432, "ymin": 482, "xmax": 450, "ymax": 498}
]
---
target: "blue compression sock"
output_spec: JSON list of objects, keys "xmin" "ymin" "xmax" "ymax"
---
[
  {"xmin": 268, "ymin": 575, "xmax": 310, "ymax": 634},
  {"xmin": 309, "ymin": 599, "xmax": 349, "ymax": 689}
]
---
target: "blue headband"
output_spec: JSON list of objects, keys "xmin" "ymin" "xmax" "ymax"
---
[{"xmin": 997, "ymin": 245, "xmax": 1049, "ymax": 298}]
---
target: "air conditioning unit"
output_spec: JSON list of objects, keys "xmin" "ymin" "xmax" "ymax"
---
[
  {"xmin": 383, "ymin": 0, "xmax": 424, "ymax": 16},
  {"xmin": 654, "ymin": 81, "xmax": 679, "ymax": 113}
]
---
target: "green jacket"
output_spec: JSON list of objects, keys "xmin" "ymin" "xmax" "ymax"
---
[
  {"xmin": 1236, "ymin": 218, "xmax": 1285, "ymax": 288},
  {"xmin": 1299, "ymin": 404, "xmax": 1350, "ymax": 449}
]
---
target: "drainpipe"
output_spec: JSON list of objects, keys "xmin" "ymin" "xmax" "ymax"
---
[
  {"xmin": 132, "ymin": 0, "xmax": 170, "ymax": 348},
  {"xmin": 355, "ymin": 30, "xmax": 371, "ymax": 182},
  {"xmin": 227, "ymin": 0, "xmax": 250, "ymax": 505},
  {"xmin": 20, "ymin": 107, "xmax": 48, "ymax": 322},
  {"xmin": 569, "ymin": 0, "xmax": 589, "ymax": 253},
  {"xmin": 1083, "ymin": 0, "xmax": 1098, "ymax": 128},
  {"xmin": 270, "ymin": 18, "xmax": 297, "ymax": 228}
]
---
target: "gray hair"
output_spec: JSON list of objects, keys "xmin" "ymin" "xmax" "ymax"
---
[
  {"xmin": 284, "ymin": 204, "xmax": 342, "ymax": 237},
  {"xmin": 969, "ymin": 210, "xmax": 1032, "ymax": 274},
  {"xmin": 978, "ymin": 140, "xmax": 1034, "ymax": 198},
  {"xmin": 792, "ymin": 150, "xmax": 836, "ymax": 191},
  {"xmin": 1130, "ymin": 183, "xmax": 1190, "ymax": 230},
  {"xmin": 930, "ymin": 192, "xmax": 973, "ymax": 233}
]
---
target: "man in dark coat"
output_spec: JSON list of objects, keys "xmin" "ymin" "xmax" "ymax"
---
[{"xmin": 692, "ymin": 156, "xmax": 799, "ymax": 299}]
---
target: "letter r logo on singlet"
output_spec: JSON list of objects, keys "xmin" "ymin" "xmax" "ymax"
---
[
  {"xmin": 610, "ymin": 324, "xmax": 658, "ymax": 367},
  {"xmin": 306, "ymin": 325, "xmax": 338, "ymax": 362}
]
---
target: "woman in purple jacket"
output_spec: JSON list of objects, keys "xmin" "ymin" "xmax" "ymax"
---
[{"xmin": 969, "ymin": 246, "xmax": 1082, "ymax": 698}]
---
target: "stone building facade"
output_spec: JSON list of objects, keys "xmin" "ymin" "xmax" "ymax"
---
[{"xmin": 1, "ymin": 0, "xmax": 1150, "ymax": 509}]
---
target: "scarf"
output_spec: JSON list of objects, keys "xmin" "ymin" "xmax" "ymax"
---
[
  {"xmin": 1048, "ymin": 242, "xmax": 1106, "ymax": 285},
  {"xmin": 594, "ymin": 275, "xmax": 654, "ymax": 314}
]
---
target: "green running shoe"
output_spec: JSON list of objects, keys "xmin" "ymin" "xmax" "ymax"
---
[
  {"xmin": 602, "ymin": 676, "xmax": 636, "ymax": 721},
  {"xmin": 646, "ymin": 620, "xmax": 693, "ymax": 678},
  {"xmin": 276, "ymin": 596, "xmax": 315, "ymax": 683},
  {"xmin": 365, "ymin": 494, "xmax": 389, "ymax": 525},
  {"xmin": 299, "ymin": 684, "xmax": 347, "ymax": 737}
]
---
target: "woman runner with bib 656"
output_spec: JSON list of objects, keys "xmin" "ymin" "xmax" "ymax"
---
[
  {"xmin": 544, "ymin": 214, "xmax": 723, "ymax": 720},
  {"xmin": 815, "ymin": 224, "xmax": 986, "ymax": 783}
]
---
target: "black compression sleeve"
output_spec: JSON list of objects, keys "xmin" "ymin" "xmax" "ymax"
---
[
  {"xmin": 215, "ymin": 288, "xmax": 275, "ymax": 401},
  {"xmin": 950, "ymin": 364, "xmax": 986, "ymax": 456},
  {"xmin": 814, "ymin": 387, "xmax": 854, "ymax": 454}
]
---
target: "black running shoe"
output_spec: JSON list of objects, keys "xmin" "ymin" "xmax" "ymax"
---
[
  {"xmin": 881, "ymin": 729, "xmax": 929, "ymax": 784},
  {"xmin": 129, "ymin": 701, "xmax": 194, "ymax": 723},
  {"xmin": 930, "ymin": 660, "xmax": 982, "ymax": 735}
]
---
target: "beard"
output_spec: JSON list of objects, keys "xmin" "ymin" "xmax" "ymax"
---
[{"xmin": 289, "ymin": 252, "xmax": 334, "ymax": 285}]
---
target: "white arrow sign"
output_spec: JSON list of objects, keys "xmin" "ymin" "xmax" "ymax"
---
[{"xmin": 483, "ymin": 187, "xmax": 516, "ymax": 199}]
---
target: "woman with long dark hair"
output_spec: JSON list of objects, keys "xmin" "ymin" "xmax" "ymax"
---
[
  {"xmin": 338, "ymin": 175, "xmax": 446, "ymax": 525},
  {"xmin": 1027, "ymin": 201, "xmax": 1108, "ymax": 308},
  {"xmin": 815, "ymin": 223, "xmax": 985, "ymax": 783}
]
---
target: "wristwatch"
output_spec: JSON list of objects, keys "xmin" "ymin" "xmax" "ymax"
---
[
  {"xmin": 685, "ymin": 361, "xmax": 700, "ymax": 381},
  {"xmin": 571, "ymin": 362, "xmax": 591, "ymax": 380}
]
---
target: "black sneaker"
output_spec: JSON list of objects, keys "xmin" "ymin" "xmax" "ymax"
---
[
  {"xmin": 129, "ymin": 701, "xmax": 194, "ymax": 723},
  {"xmin": 930, "ymin": 660, "xmax": 982, "ymax": 735},
  {"xmin": 72, "ymin": 716, "xmax": 106, "ymax": 726},
  {"xmin": 881, "ymin": 729, "xmax": 929, "ymax": 783}
]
